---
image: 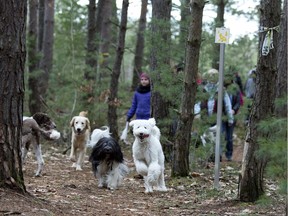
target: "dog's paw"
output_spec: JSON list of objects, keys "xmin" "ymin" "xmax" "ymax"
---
[
  {"xmin": 70, "ymin": 157, "xmax": 76, "ymax": 162},
  {"xmin": 107, "ymin": 185, "xmax": 117, "ymax": 190},
  {"xmin": 75, "ymin": 165, "xmax": 82, "ymax": 171},
  {"xmin": 144, "ymin": 188, "xmax": 153, "ymax": 193},
  {"xmin": 35, "ymin": 171, "xmax": 42, "ymax": 177},
  {"xmin": 71, "ymin": 163, "xmax": 77, "ymax": 168},
  {"xmin": 157, "ymin": 186, "xmax": 168, "ymax": 192}
]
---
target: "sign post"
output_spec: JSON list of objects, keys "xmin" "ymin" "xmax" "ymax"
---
[{"xmin": 214, "ymin": 27, "xmax": 230, "ymax": 189}]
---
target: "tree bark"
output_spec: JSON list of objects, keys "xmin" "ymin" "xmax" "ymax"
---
[
  {"xmin": 131, "ymin": 0, "xmax": 148, "ymax": 91},
  {"xmin": 85, "ymin": 0, "xmax": 97, "ymax": 78},
  {"xmin": 38, "ymin": 0, "xmax": 45, "ymax": 52},
  {"xmin": 276, "ymin": 0, "xmax": 287, "ymax": 117},
  {"xmin": 0, "ymin": 0, "xmax": 27, "ymax": 192},
  {"xmin": 28, "ymin": 0, "xmax": 41, "ymax": 114},
  {"xmin": 239, "ymin": 0, "xmax": 281, "ymax": 202},
  {"xmin": 150, "ymin": 0, "xmax": 172, "ymax": 125},
  {"xmin": 172, "ymin": 0, "xmax": 205, "ymax": 177},
  {"xmin": 37, "ymin": 0, "xmax": 55, "ymax": 112},
  {"xmin": 99, "ymin": 0, "xmax": 113, "ymax": 76},
  {"xmin": 179, "ymin": 0, "xmax": 191, "ymax": 49},
  {"xmin": 108, "ymin": 0, "xmax": 129, "ymax": 139}
]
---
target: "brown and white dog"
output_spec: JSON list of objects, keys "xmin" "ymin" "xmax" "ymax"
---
[
  {"xmin": 69, "ymin": 115, "xmax": 91, "ymax": 171},
  {"xmin": 22, "ymin": 112, "xmax": 60, "ymax": 176}
]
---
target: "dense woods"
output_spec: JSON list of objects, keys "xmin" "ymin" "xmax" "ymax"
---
[{"xmin": 0, "ymin": 0, "xmax": 286, "ymax": 213}]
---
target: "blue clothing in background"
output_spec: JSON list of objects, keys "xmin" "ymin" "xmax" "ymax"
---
[{"xmin": 127, "ymin": 86, "xmax": 151, "ymax": 121}]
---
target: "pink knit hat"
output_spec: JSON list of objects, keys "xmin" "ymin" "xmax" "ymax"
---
[{"xmin": 140, "ymin": 72, "xmax": 150, "ymax": 80}]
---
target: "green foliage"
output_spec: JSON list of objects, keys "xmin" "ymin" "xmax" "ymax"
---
[{"xmin": 256, "ymin": 111, "xmax": 287, "ymax": 195}]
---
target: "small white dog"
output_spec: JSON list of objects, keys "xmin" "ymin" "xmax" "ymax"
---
[
  {"xmin": 88, "ymin": 127, "xmax": 129, "ymax": 190},
  {"xmin": 129, "ymin": 118, "xmax": 167, "ymax": 193},
  {"xmin": 69, "ymin": 115, "xmax": 91, "ymax": 170}
]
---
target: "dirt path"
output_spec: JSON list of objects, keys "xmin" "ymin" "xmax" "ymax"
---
[{"xmin": 0, "ymin": 141, "xmax": 286, "ymax": 216}]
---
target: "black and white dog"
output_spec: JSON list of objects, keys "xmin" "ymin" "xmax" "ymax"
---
[{"xmin": 88, "ymin": 127, "xmax": 129, "ymax": 190}]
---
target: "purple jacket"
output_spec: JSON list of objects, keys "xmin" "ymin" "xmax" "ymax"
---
[{"xmin": 127, "ymin": 86, "xmax": 151, "ymax": 121}]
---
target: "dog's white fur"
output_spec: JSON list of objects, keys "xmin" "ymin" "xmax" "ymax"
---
[
  {"xmin": 69, "ymin": 116, "xmax": 91, "ymax": 170},
  {"xmin": 88, "ymin": 127, "xmax": 129, "ymax": 189},
  {"xmin": 129, "ymin": 118, "xmax": 167, "ymax": 193},
  {"xmin": 87, "ymin": 126, "xmax": 110, "ymax": 148}
]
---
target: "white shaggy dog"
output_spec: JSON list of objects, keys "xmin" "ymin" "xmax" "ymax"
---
[
  {"xmin": 129, "ymin": 118, "xmax": 167, "ymax": 193},
  {"xmin": 69, "ymin": 116, "xmax": 91, "ymax": 171},
  {"xmin": 88, "ymin": 127, "xmax": 129, "ymax": 190}
]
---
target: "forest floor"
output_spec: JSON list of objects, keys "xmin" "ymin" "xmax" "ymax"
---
[{"xmin": 0, "ymin": 131, "xmax": 286, "ymax": 216}]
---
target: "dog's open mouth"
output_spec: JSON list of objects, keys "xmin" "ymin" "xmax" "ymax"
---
[{"xmin": 138, "ymin": 134, "xmax": 149, "ymax": 141}]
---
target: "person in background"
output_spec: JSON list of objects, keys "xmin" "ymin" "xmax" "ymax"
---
[
  {"xmin": 126, "ymin": 72, "xmax": 151, "ymax": 122},
  {"xmin": 194, "ymin": 69, "xmax": 234, "ymax": 127},
  {"xmin": 234, "ymin": 72, "xmax": 244, "ymax": 106},
  {"xmin": 244, "ymin": 69, "xmax": 256, "ymax": 99},
  {"xmin": 194, "ymin": 69, "xmax": 234, "ymax": 162},
  {"xmin": 223, "ymin": 78, "xmax": 242, "ymax": 161}
]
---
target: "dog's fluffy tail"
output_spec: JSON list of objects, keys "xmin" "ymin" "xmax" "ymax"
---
[{"xmin": 87, "ymin": 126, "xmax": 111, "ymax": 148}]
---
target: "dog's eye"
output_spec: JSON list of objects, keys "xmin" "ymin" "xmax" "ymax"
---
[
  {"xmin": 81, "ymin": 122, "xmax": 84, "ymax": 125},
  {"xmin": 75, "ymin": 121, "xmax": 78, "ymax": 124}
]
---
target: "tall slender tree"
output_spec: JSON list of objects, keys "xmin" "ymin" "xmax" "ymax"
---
[
  {"xmin": 172, "ymin": 0, "xmax": 206, "ymax": 177},
  {"xmin": 150, "ymin": 0, "xmax": 172, "ymax": 130},
  {"xmin": 131, "ymin": 0, "xmax": 148, "ymax": 91},
  {"xmin": 99, "ymin": 0, "xmax": 114, "ymax": 76},
  {"xmin": 0, "ymin": 0, "xmax": 27, "ymax": 192},
  {"xmin": 28, "ymin": 0, "xmax": 40, "ymax": 114},
  {"xmin": 239, "ymin": 0, "xmax": 281, "ymax": 202},
  {"xmin": 108, "ymin": 0, "xmax": 129, "ymax": 139},
  {"xmin": 276, "ymin": 0, "xmax": 287, "ymax": 117},
  {"xmin": 85, "ymin": 0, "xmax": 97, "ymax": 79}
]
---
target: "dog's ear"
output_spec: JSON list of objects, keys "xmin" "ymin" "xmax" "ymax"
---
[
  {"xmin": 70, "ymin": 117, "xmax": 76, "ymax": 127},
  {"xmin": 129, "ymin": 120, "xmax": 135, "ymax": 127},
  {"xmin": 148, "ymin": 118, "xmax": 156, "ymax": 127},
  {"xmin": 85, "ymin": 118, "xmax": 91, "ymax": 131}
]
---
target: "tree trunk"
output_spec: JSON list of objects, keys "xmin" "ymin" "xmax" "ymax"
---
[
  {"xmin": 85, "ymin": 0, "xmax": 97, "ymax": 78},
  {"xmin": 239, "ymin": 0, "xmax": 281, "ymax": 202},
  {"xmin": 150, "ymin": 0, "xmax": 172, "ymax": 125},
  {"xmin": 37, "ymin": 0, "xmax": 54, "ymax": 112},
  {"xmin": 38, "ymin": 0, "xmax": 45, "ymax": 52},
  {"xmin": 179, "ymin": 0, "xmax": 191, "ymax": 50},
  {"xmin": 0, "ymin": 0, "xmax": 26, "ymax": 192},
  {"xmin": 84, "ymin": 0, "xmax": 105, "ymax": 81},
  {"xmin": 131, "ymin": 0, "xmax": 148, "ymax": 91},
  {"xmin": 108, "ymin": 0, "xmax": 129, "ymax": 139},
  {"xmin": 276, "ymin": 0, "xmax": 287, "ymax": 117},
  {"xmin": 211, "ymin": 0, "xmax": 226, "ymax": 69},
  {"xmin": 28, "ymin": 0, "xmax": 41, "ymax": 115},
  {"xmin": 172, "ymin": 0, "xmax": 205, "ymax": 177},
  {"xmin": 99, "ymin": 0, "xmax": 113, "ymax": 77}
]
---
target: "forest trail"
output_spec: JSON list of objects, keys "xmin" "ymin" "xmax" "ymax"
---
[{"xmin": 0, "ymin": 137, "xmax": 285, "ymax": 216}]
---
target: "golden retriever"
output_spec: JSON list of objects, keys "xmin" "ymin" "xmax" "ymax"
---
[{"xmin": 69, "ymin": 115, "xmax": 91, "ymax": 170}]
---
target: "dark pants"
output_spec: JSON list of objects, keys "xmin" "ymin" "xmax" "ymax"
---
[{"xmin": 222, "ymin": 121, "xmax": 235, "ymax": 160}]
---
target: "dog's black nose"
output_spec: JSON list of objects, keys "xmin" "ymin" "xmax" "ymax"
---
[
  {"xmin": 139, "ymin": 133, "xmax": 143, "ymax": 136},
  {"xmin": 77, "ymin": 128, "xmax": 81, "ymax": 132}
]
